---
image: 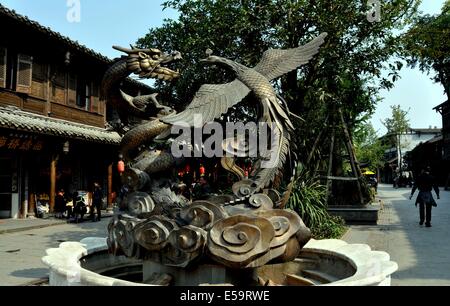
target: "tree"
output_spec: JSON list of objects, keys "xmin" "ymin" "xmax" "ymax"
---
[
  {"xmin": 382, "ymin": 105, "xmax": 410, "ymax": 171},
  {"xmin": 134, "ymin": 0, "xmax": 422, "ymax": 206},
  {"xmin": 403, "ymin": 1, "xmax": 450, "ymax": 100},
  {"xmin": 137, "ymin": 1, "xmax": 421, "ymax": 152},
  {"xmin": 354, "ymin": 122, "xmax": 387, "ymax": 171}
]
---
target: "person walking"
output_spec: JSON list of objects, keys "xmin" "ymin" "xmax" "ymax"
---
[
  {"xmin": 90, "ymin": 182, "xmax": 103, "ymax": 222},
  {"xmin": 409, "ymin": 167, "xmax": 440, "ymax": 227},
  {"xmin": 54, "ymin": 189, "xmax": 66, "ymax": 219}
]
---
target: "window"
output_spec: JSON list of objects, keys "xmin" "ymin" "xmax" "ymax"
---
[
  {"xmin": 0, "ymin": 48, "xmax": 6, "ymax": 88},
  {"xmin": 51, "ymin": 66, "xmax": 65, "ymax": 87},
  {"xmin": 50, "ymin": 66, "xmax": 66, "ymax": 103},
  {"xmin": 17, "ymin": 54, "xmax": 33, "ymax": 91},
  {"xmin": 68, "ymin": 73, "xmax": 77, "ymax": 105},
  {"xmin": 32, "ymin": 62, "xmax": 46, "ymax": 82},
  {"xmin": 31, "ymin": 61, "xmax": 47, "ymax": 99},
  {"xmin": 90, "ymin": 82, "xmax": 100, "ymax": 113},
  {"xmin": 16, "ymin": 54, "xmax": 33, "ymax": 94},
  {"xmin": 76, "ymin": 79, "xmax": 91, "ymax": 111}
]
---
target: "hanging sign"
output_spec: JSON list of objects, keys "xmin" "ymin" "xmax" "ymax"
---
[{"xmin": 0, "ymin": 135, "xmax": 44, "ymax": 151}]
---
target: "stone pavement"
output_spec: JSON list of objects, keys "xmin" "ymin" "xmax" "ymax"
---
[
  {"xmin": 0, "ymin": 218, "xmax": 67, "ymax": 235},
  {"xmin": 0, "ymin": 217, "xmax": 110, "ymax": 286},
  {"xmin": 343, "ymin": 184, "xmax": 450, "ymax": 286},
  {"xmin": 0, "ymin": 210, "xmax": 113, "ymax": 234}
]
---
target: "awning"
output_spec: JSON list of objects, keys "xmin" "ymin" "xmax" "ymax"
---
[
  {"xmin": 427, "ymin": 135, "xmax": 443, "ymax": 144},
  {"xmin": 0, "ymin": 106, "xmax": 121, "ymax": 145},
  {"xmin": 363, "ymin": 170, "xmax": 375, "ymax": 175}
]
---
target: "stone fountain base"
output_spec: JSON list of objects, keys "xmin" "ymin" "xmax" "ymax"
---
[{"xmin": 42, "ymin": 237, "xmax": 397, "ymax": 286}]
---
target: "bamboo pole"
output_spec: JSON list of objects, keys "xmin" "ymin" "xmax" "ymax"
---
[
  {"xmin": 338, "ymin": 108, "xmax": 364, "ymax": 205},
  {"xmin": 306, "ymin": 115, "xmax": 329, "ymax": 165},
  {"xmin": 326, "ymin": 127, "xmax": 335, "ymax": 203}
]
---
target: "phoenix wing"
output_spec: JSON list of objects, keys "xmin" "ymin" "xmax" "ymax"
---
[
  {"xmin": 254, "ymin": 33, "xmax": 328, "ymax": 81},
  {"xmin": 161, "ymin": 79, "xmax": 250, "ymax": 127}
]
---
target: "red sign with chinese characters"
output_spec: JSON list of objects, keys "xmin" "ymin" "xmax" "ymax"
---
[{"xmin": 0, "ymin": 135, "xmax": 44, "ymax": 151}]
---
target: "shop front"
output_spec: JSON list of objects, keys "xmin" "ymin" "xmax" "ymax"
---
[
  {"xmin": 0, "ymin": 132, "xmax": 44, "ymax": 218},
  {"xmin": 0, "ymin": 153, "xmax": 18, "ymax": 218},
  {"xmin": 0, "ymin": 106, "xmax": 121, "ymax": 219}
]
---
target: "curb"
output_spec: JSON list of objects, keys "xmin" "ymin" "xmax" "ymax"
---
[
  {"xmin": 0, "ymin": 214, "xmax": 114, "ymax": 235},
  {"xmin": 0, "ymin": 221, "xmax": 67, "ymax": 235},
  {"xmin": 21, "ymin": 277, "xmax": 49, "ymax": 286},
  {"xmin": 340, "ymin": 226, "xmax": 352, "ymax": 240}
]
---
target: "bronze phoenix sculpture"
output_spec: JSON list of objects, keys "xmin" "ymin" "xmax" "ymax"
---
[{"xmin": 163, "ymin": 33, "xmax": 328, "ymax": 199}]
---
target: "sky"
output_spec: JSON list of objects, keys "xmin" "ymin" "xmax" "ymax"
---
[
  {"xmin": 1, "ymin": 0, "xmax": 447, "ymax": 135},
  {"xmin": 372, "ymin": 1, "xmax": 448, "ymax": 135}
]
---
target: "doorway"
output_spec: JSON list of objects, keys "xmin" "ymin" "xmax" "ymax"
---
[{"xmin": 0, "ymin": 157, "xmax": 12, "ymax": 218}]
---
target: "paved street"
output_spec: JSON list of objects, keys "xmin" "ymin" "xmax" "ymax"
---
[
  {"xmin": 0, "ymin": 219, "xmax": 109, "ymax": 286},
  {"xmin": 343, "ymin": 184, "xmax": 450, "ymax": 286},
  {"xmin": 2, "ymin": 184, "xmax": 450, "ymax": 286}
]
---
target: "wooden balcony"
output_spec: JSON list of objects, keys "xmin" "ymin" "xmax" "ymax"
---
[{"xmin": 0, "ymin": 90, "xmax": 105, "ymax": 128}]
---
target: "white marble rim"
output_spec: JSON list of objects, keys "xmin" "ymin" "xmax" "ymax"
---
[
  {"xmin": 304, "ymin": 239, "xmax": 398, "ymax": 286},
  {"xmin": 42, "ymin": 237, "xmax": 398, "ymax": 286}
]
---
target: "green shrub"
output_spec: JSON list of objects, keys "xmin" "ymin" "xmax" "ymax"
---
[
  {"xmin": 286, "ymin": 167, "xmax": 346, "ymax": 239},
  {"xmin": 311, "ymin": 215, "xmax": 346, "ymax": 240}
]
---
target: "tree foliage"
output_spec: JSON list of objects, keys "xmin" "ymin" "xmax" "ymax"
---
[
  {"xmin": 382, "ymin": 104, "xmax": 410, "ymax": 169},
  {"xmin": 382, "ymin": 104, "xmax": 410, "ymax": 134},
  {"xmin": 136, "ymin": 0, "xmax": 421, "ymax": 165},
  {"xmin": 354, "ymin": 122, "xmax": 387, "ymax": 169},
  {"xmin": 403, "ymin": 0, "xmax": 450, "ymax": 99}
]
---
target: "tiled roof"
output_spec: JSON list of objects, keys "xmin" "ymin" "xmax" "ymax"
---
[
  {"xmin": 0, "ymin": 106, "xmax": 121, "ymax": 145},
  {"xmin": 426, "ymin": 135, "xmax": 443, "ymax": 144},
  {"xmin": 0, "ymin": 3, "xmax": 110, "ymax": 64},
  {"xmin": 0, "ymin": 4, "xmax": 153, "ymax": 91},
  {"xmin": 408, "ymin": 128, "xmax": 441, "ymax": 134},
  {"xmin": 433, "ymin": 100, "xmax": 449, "ymax": 111}
]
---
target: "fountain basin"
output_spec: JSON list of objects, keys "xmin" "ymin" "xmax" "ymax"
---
[{"xmin": 42, "ymin": 237, "xmax": 397, "ymax": 286}]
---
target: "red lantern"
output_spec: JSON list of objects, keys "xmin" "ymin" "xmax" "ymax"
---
[
  {"xmin": 117, "ymin": 160, "xmax": 125, "ymax": 173},
  {"xmin": 199, "ymin": 165, "xmax": 206, "ymax": 176}
]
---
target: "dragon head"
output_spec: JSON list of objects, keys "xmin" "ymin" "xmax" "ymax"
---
[{"xmin": 113, "ymin": 45, "xmax": 182, "ymax": 81}]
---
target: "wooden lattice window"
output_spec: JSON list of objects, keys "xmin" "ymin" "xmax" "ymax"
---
[
  {"xmin": 16, "ymin": 54, "xmax": 33, "ymax": 94},
  {"xmin": 0, "ymin": 48, "xmax": 6, "ymax": 88},
  {"xmin": 32, "ymin": 61, "xmax": 47, "ymax": 82}
]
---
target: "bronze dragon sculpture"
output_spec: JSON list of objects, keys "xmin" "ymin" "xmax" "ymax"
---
[{"xmin": 101, "ymin": 45, "xmax": 181, "ymax": 162}]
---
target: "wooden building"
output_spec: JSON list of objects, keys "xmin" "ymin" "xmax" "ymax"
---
[
  {"xmin": 434, "ymin": 100, "xmax": 450, "ymax": 160},
  {"xmin": 433, "ymin": 100, "xmax": 450, "ymax": 187},
  {"xmin": 405, "ymin": 135, "xmax": 446, "ymax": 185},
  {"xmin": 379, "ymin": 128, "xmax": 441, "ymax": 184},
  {"xmin": 0, "ymin": 4, "xmax": 149, "ymax": 218}
]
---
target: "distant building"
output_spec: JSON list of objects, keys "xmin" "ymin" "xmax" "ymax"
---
[
  {"xmin": 428, "ymin": 100, "xmax": 450, "ymax": 187},
  {"xmin": 406, "ymin": 135, "xmax": 446, "ymax": 185},
  {"xmin": 0, "ymin": 4, "xmax": 150, "ymax": 218},
  {"xmin": 380, "ymin": 128, "xmax": 441, "ymax": 184},
  {"xmin": 433, "ymin": 101, "xmax": 450, "ymax": 159}
]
